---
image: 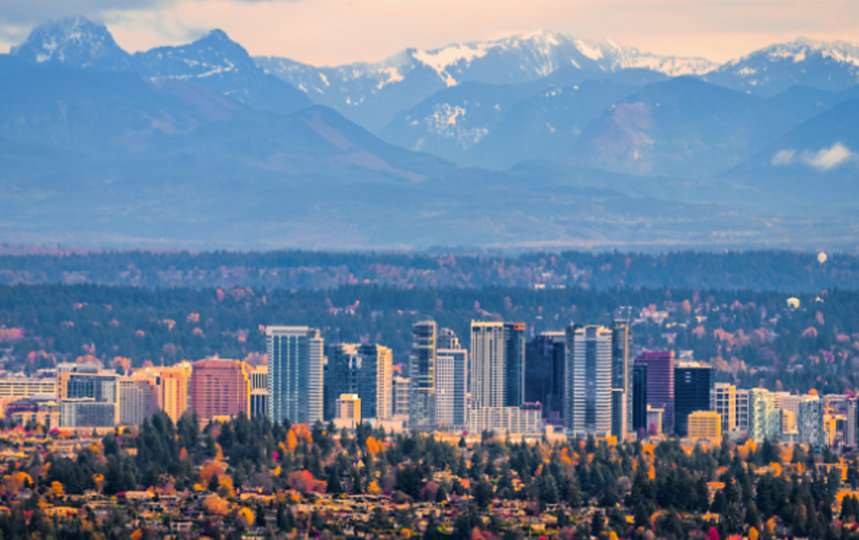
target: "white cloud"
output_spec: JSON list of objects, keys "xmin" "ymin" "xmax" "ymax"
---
[
  {"xmin": 771, "ymin": 142, "xmax": 855, "ymax": 171},
  {"xmin": 770, "ymin": 148, "xmax": 795, "ymax": 165},
  {"xmin": 804, "ymin": 142, "xmax": 853, "ymax": 171}
]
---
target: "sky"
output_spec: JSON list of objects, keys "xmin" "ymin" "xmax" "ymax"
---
[{"xmin": 0, "ymin": 0, "xmax": 858, "ymax": 66}]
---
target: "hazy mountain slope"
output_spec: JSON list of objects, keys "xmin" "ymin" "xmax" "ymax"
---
[
  {"xmin": 567, "ymin": 77, "xmax": 797, "ymax": 177},
  {"xmin": 257, "ymin": 31, "xmax": 713, "ymax": 129},
  {"xmin": 725, "ymin": 97, "xmax": 859, "ymax": 207}
]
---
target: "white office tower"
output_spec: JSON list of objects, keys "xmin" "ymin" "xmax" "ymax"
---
[
  {"xmin": 798, "ymin": 395, "xmax": 826, "ymax": 449},
  {"xmin": 470, "ymin": 322, "xmax": 506, "ymax": 408},
  {"xmin": 714, "ymin": 383, "xmax": 737, "ymax": 434},
  {"xmin": 409, "ymin": 321, "xmax": 437, "ymax": 430},
  {"xmin": 435, "ymin": 348, "xmax": 468, "ymax": 430},
  {"xmin": 266, "ymin": 326, "xmax": 324, "ymax": 424},
  {"xmin": 565, "ymin": 325, "xmax": 613, "ymax": 439}
]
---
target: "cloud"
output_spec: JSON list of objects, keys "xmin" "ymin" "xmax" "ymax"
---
[{"xmin": 770, "ymin": 142, "xmax": 855, "ymax": 171}]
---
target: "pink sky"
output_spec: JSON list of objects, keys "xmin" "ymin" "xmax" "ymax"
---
[{"xmin": 2, "ymin": 0, "xmax": 858, "ymax": 65}]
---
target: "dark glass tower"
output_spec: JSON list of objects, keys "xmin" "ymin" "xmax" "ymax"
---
[{"xmin": 673, "ymin": 362, "xmax": 713, "ymax": 437}]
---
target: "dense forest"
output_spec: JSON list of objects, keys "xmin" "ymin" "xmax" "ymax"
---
[
  {"xmin": 1, "ymin": 282, "xmax": 858, "ymax": 393},
  {"xmin": 1, "ymin": 413, "xmax": 857, "ymax": 539},
  {"xmin": 0, "ymin": 249, "xmax": 854, "ymax": 292}
]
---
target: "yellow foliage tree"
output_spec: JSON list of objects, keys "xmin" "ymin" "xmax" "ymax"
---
[
  {"xmin": 202, "ymin": 493, "xmax": 230, "ymax": 516},
  {"xmin": 748, "ymin": 526, "xmax": 759, "ymax": 540},
  {"xmin": 367, "ymin": 480, "xmax": 381, "ymax": 495},
  {"xmin": 50, "ymin": 481, "xmax": 64, "ymax": 499},
  {"xmin": 236, "ymin": 506, "xmax": 255, "ymax": 528}
]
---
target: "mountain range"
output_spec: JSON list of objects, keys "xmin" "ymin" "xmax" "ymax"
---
[{"xmin": 1, "ymin": 17, "xmax": 858, "ymax": 250}]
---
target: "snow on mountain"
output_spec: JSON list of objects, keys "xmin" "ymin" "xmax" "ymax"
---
[
  {"xmin": 257, "ymin": 30, "xmax": 714, "ymax": 130},
  {"xmin": 10, "ymin": 16, "xmax": 130, "ymax": 70},
  {"xmin": 706, "ymin": 38, "xmax": 859, "ymax": 95}
]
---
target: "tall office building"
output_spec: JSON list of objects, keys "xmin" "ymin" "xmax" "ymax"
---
[
  {"xmin": 635, "ymin": 351, "xmax": 675, "ymax": 434},
  {"xmin": 437, "ymin": 328, "xmax": 461, "ymax": 350},
  {"xmin": 503, "ymin": 322, "xmax": 527, "ymax": 407},
  {"xmin": 435, "ymin": 348, "xmax": 468, "ymax": 430},
  {"xmin": 525, "ymin": 331, "xmax": 566, "ymax": 425},
  {"xmin": 674, "ymin": 362, "xmax": 713, "ymax": 437},
  {"xmin": 409, "ymin": 321, "xmax": 437, "ymax": 430},
  {"xmin": 119, "ymin": 377, "xmax": 158, "ymax": 426},
  {"xmin": 57, "ymin": 363, "xmax": 119, "ymax": 427},
  {"xmin": 190, "ymin": 359, "xmax": 250, "ymax": 423},
  {"xmin": 327, "ymin": 343, "xmax": 393, "ymax": 420},
  {"xmin": 611, "ymin": 319, "xmax": 632, "ymax": 440},
  {"xmin": 266, "ymin": 326, "xmax": 325, "ymax": 425},
  {"xmin": 749, "ymin": 388, "xmax": 777, "ymax": 442},
  {"xmin": 392, "ymin": 375, "xmax": 410, "ymax": 418},
  {"xmin": 250, "ymin": 365, "xmax": 268, "ymax": 420},
  {"xmin": 565, "ymin": 325, "xmax": 613, "ymax": 438},
  {"xmin": 847, "ymin": 398, "xmax": 859, "ymax": 449},
  {"xmin": 325, "ymin": 344, "xmax": 359, "ymax": 421},
  {"xmin": 632, "ymin": 364, "xmax": 648, "ymax": 433},
  {"xmin": 798, "ymin": 395, "xmax": 825, "ymax": 448},
  {"xmin": 470, "ymin": 322, "xmax": 506, "ymax": 408},
  {"xmin": 714, "ymin": 383, "xmax": 737, "ymax": 434},
  {"xmin": 160, "ymin": 363, "xmax": 191, "ymax": 424},
  {"xmin": 736, "ymin": 389, "xmax": 751, "ymax": 434}
]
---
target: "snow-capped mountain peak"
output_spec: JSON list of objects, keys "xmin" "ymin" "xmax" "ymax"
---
[
  {"xmin": 709, "ymin": 37, "xmax": 859, "ymax": 94},
  {"xmin": 10, "ymin": 16, "xmax": 130, "ymax": 69}
]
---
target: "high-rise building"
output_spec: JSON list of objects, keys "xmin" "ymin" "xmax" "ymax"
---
[
  {"xmin": 525, "ymin": 331, "xmax": 566, "ymax": 426},
  {"xmin": 57, "ymin": 363, "xmax": 118, "ymax": 426},
  {"xmin": 325, "ymin": 343, "xmax": 393, "ymax": 421},
  {"xmin": 470, "ymin": 322, "xmax": 506, "ymax": 409},
  {"xmin": 189, "ymin": 359, "xmax": 251, "ymax": 423},
  {"xmin": 687, "ymin": 411, "xmax": 722, "ymax": 443},
  {"xmin": 749, "ymin": 388, "xmax": 776, "ymax": 442},
  {"xmin": 635, "ymin": 351, "xmax": 675, "ymax": 434},
  {"xmin": 714, "ymin": 383, "xmax": 737, "ymax": 434},
  {"xmin": 632, "ymin": 364, "xmax": 648, "ymax": 433},
  {"xmin": 160, "ymin": 362, "xmax": 191, "ymax": 424},
  {"xmin": 250, "ymin": 365, "xmax": 268, "ymax": 420},
  {"xmin": 847, "ymin": 398, "xmax": 858, "ymax": 448},
  {"xmin": 119, "ymin": 377, "xmax": 158, "ymax": 426},
  {"xmin": 409, "ymin": 321, "xmax": 437, "ymax": 430},
  {"xmin": 799, "ymin": 394, "xmax": 825, "ymax": 448},
  {"xmin": 437, "ymin": 327, "xmax": 461, "ymax": 350},
  {"xmin": 392, "ymin": 375, "xmax": 410, "ymax": 418},
  {"xmin": 266, "ymin": 326, "xmax": 325, "ymax": 425},
  {"xmin": 435, "ymin": 348, "xmax": 468, "ymax": 430},
  {"xmin": 565, "ymin": 325, "xmax": 613, "ymax": 438},
  {"xmin": 611, "ymin": 319, "xmax": 632, "ymax": 440},
  {"xmin": 325, "ymin": 343, "xmax": 359, "ymax": 421},
  {"xmin": 503, "ymin": 322, "xmax": 526, "ymax": 407},
  {"xmin": 736, "ymin": 389, "xmax": 751, "ymax": 434},
  {"xmin": 673, "ymin": 361, "xmax": 713, "ymax": 437}
]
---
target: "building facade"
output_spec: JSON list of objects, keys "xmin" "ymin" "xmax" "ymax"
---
[
  {"xmin": 525, "ymin": 331, "xmax": 566, "ymax": 426},
  {"xmin": 635, "ymin": 351, "xmax": 675, "ymax": 434},
  {"xmin": 435, "ymin": 348, "xmax": 468, "ymax": 430},
  {"xmin": 714, "ymin": 383, "xmax": 737, "ymax": 434},
  {"xmin": 565, "ymin": 325, "xmax": 613, "ymax": 438},
  {"xmin": 266, "ymin": 326, "xmax": 324, "ymax": 424},
  {"xmin": 409, "ymin": 321, "xmax": 437, "ymax": 430},
  {"xmin": 189, "ymin": 358, "xmax": 250, "ymax": 423},
  {"xmin": 674, "ymin": 362, "xmax": 713, "ymax": 437}
]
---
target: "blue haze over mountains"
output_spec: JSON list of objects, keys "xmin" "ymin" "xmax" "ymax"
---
[{"xmin": 1, "ymin": 17, "xmax": 858, "ymax": 250}]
